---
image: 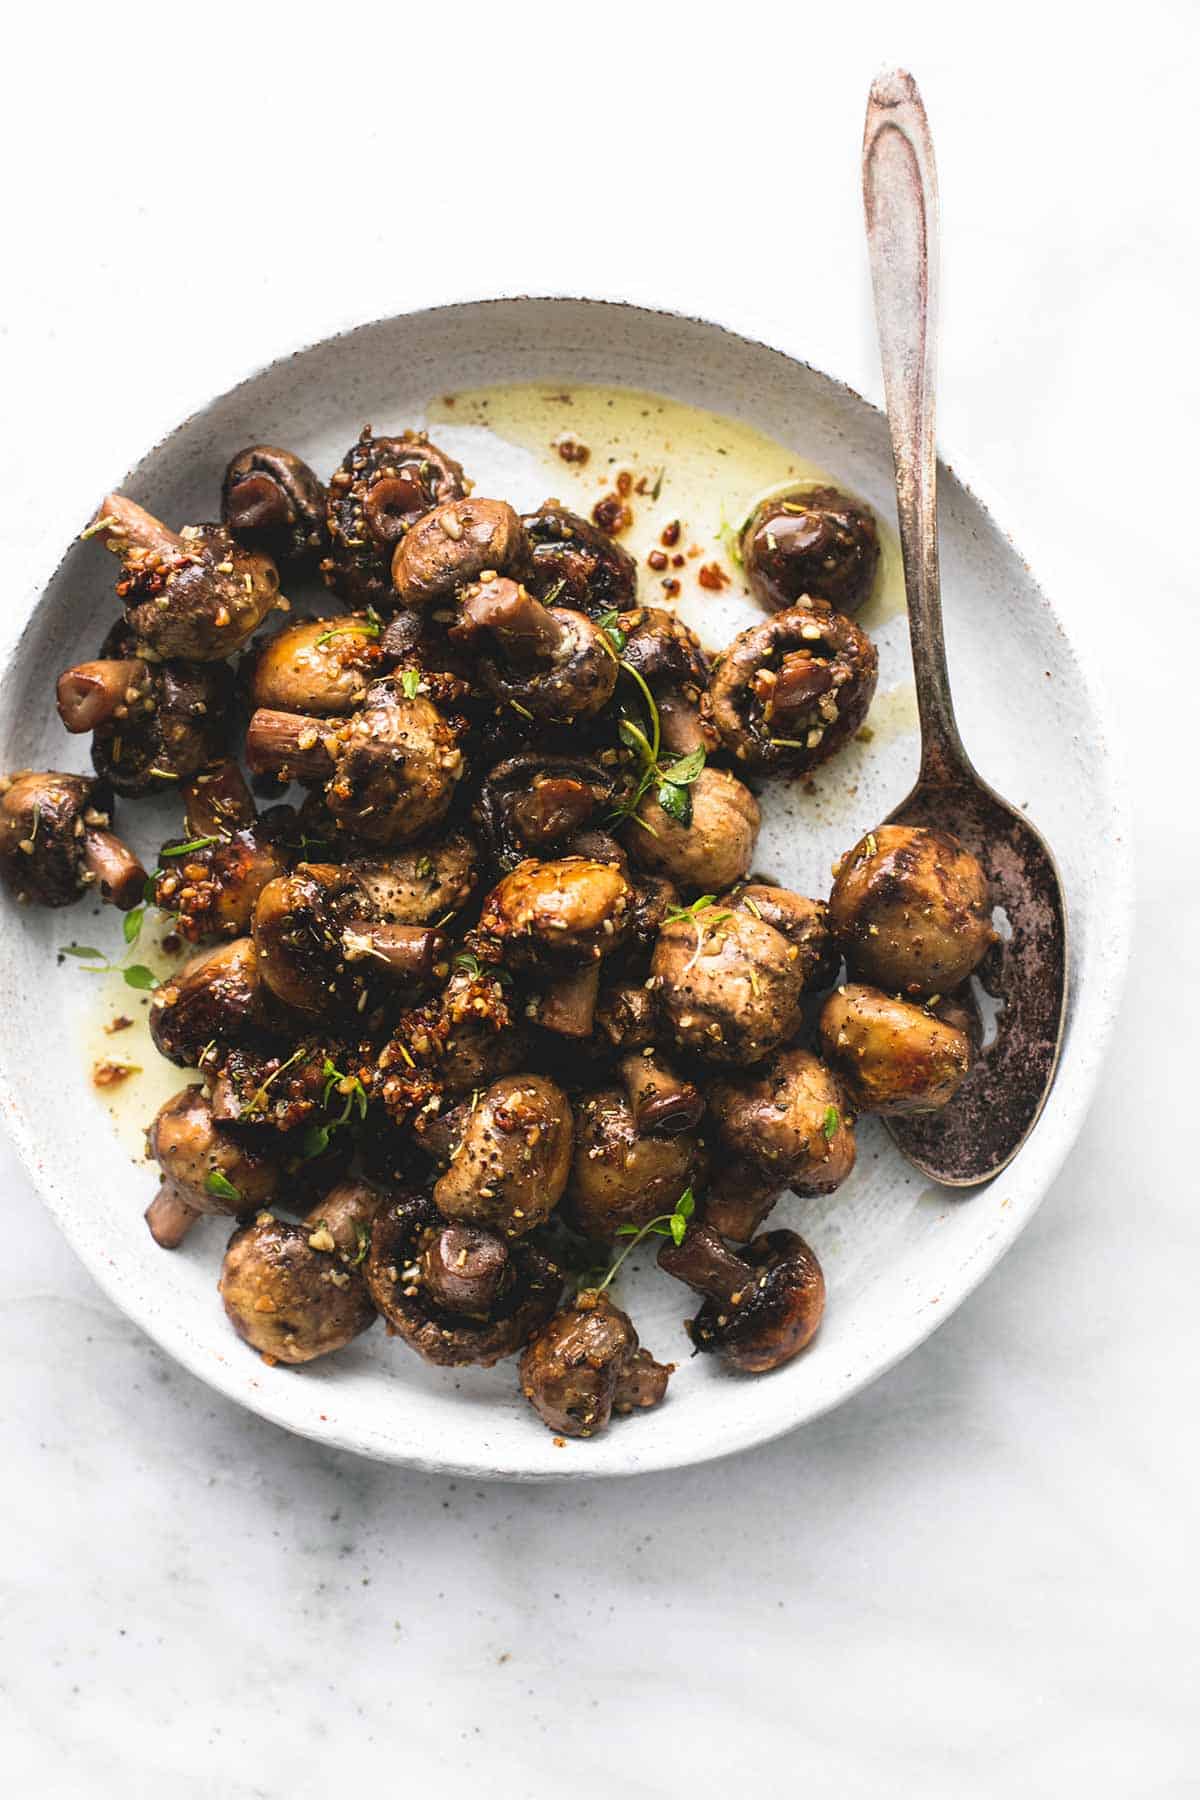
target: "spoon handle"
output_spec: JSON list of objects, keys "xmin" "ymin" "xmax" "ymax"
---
[{"xmin": 862, "ymin": 70, "xmax": 970, "ymax": 783}]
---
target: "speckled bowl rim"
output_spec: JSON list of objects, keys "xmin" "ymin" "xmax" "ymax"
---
[{"xmin": 0, "ymin": 294, "xmax": 1134, "ymax": 1480}]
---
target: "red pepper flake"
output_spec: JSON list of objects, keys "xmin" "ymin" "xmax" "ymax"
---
[
  {"xmin": 672, "ymin": 554, "xmax": 685, "ymax": 568},
  {"xmin": 698, "ymin": 562, "xmax": 731, "ymax": 591},
  {"xmin": 104, "ymin": 1015, "xmax": 134, "ymax": 1035},
  {"xmin": 553, "ymin": 432, "xmax": 590, "ymax": 466},
  {"xmin": 660, "ymin": 519, "xmax": 681, "ymax": 548},
  {"xmin": 661, "ymin": 577, "xmax": 681, "ymax": 597},
  {"xmin": 92, "ymin": 1059, "xmax": 140, "ymax": 1088},
  {"xmin": 592, "ymin": 495, "xmax": 633, "ymax": 536},
  {"xmin": 647, "ymin": 549, "xmax": 669, "ymax": 572},
  {"xmin": 615, "ymin": 470, "xmax": 633, "ymax": 498}
]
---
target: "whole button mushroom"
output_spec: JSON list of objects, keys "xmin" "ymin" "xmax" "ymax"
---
[
  {"xmin": 322, "ymin": 428, "xmax": 468, "ymax": 607},
  {"xmin": 707, "ymin": 1046, "xmax": 857, "ymax": 1198},
  {"xmin": 625, "ymin": 766, "xmax": 760, "ymax": 893},
  {"xmin": 828, "ymin": 824, "xmax": 995, "ymax": 997},
  {"xmin": 218, "ymin": 1178, "xmax": 384, "ymax": 1366},
  {"xmin": 221, "ymin": 445, "xmax": 327, "ymax": 571},
  {"xmin": 616, "ymin": 606, "xmax": 713, "ymax": 757},
  {"xmin": 704, "ymin": 602, "xmax": 877, "ymax": 774},
  {"xmin": 248, "ymin": 615, "xmax": 386, "ymax": 717},
  {"xmin": 149, "ymin": 937, "xmax": 276, "ymax": 1067},
  {"xmin": 144, "ymin": 1084, "xmax": 278, "ymax": 1249},
  {"xmin": 452, "ymin": 576, "xmax": 619, "ymax": 723},
  {"xmin": 364, "ymin": 1193, "xmax": 563, "ymax": 1368},
  {"xmin": 84, "ymin": 494, "xmax": 281, "ymax": 661},
  {"xmin": 741, "ymin": 485, "xmax": 880, "ymax": 615},
  {"xmin": 819, "ymin": 982, "xmax": 973, "ymax": 1114},
  {"xmin": 521, "ymin": 501, "xmax": 638, "ymax": 615},
  {"xmin": 431, "ymin": 1073, "xmax": 574, "ymax": 1237},
  {"xmin": 476, "ymin": 856, "xmax": 634, "ymax": 968},
  {"xmin": 649, "ymin": 897, "xmax": 806, "ymax": 1065},
  {"xmin": 391, "ymin": 497, "xmax": 527, "ymax": 609},
  {"xmin": 0, "ymin": 770, "xmax": 145, "ymax": 910},
  {"xmin": 474, "ymin": 751, "xmax": 617, "ymax": 875},
  {"xmin": 519, "ymin": 1289, "xmax": 673, "ymax": 1438},
  {"xmin": 565, "ymin": 1075, "xmax": 707, "ymax": 1244},
  {"xmin": 729, "ymin": 884, "xmax": 839, "ymax": 991},
  {"xmin": 658, "ymin": 1224, "xmax": 826, "ymax": 1374}
]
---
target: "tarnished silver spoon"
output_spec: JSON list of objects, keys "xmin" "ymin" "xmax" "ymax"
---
[{"xmin": 861, "ymin": 69, "xmax": 1068, "ymax": 1185}]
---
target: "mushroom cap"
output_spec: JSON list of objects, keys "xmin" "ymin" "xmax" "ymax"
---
[
  {"xmin": 665, "ymin": 1227, "xmax": 826, "ymax": 1375},
  {"xmin": 477, "ymin": 856, "xmax": 634, "ymax": 967},
  {"xmin": 705, "ymin": 602, "xmax": 877, "ymax": 774},
  {"xmin": 731, "ymin": 884, "xmax": 838, "ymax": 990},
  {"xmin": 707, "ymin": 1046, "xmax": 856, "ymax": 1194},
  {"xmin": 122, "ymin": 523, "xmax": 280, "ymax": 661},
  {"xmin": 474, "ymin": 752, "xmax": 616, "ymax": 874},
  {"xmin": 0, "ymin": 770, "xmax": 95, "ymax": 906},
  {"xmin": 565, "ymin": 1086, "xmax": 705, "ymax": 1243},
  {"xmin": 149, "ymin": 937, "xmax": 271, "ymax": 1067},
  {"xmin": 147, "ymin": 1085, "xmax": 277, "ymax": 1215},
  {"xmin": 391, "ymin": 497, "xmax": 527, "ymax": 608},
  {"xmin": 249, "ymin": 616, "xmax": 385, "ymax": 716},
  {"xmin": 650, "ymin": 906, "xmax": 805, "ymax": 1065},
  {"xmin": 218, "ymin": 1209, "xmax": 378, "ymax": 1365},
  {"xmin": 819, "ymin": 982, "xmax": 973, "ymax": 1114},
  {"xmin": 521, "ymin": 501, "xmax": 638, "ymax": 614},
  {"xmin": 153, "ymin": 828, "xmax": 287, "ymax": 943},
  {"xmin": 222, "ymin": 445, "xmax": 327, "ymax": 569},
  {"xmin": 519, "ymin": 1290, "xmax": 670, "ymax": 1438},
  {"xmin": 626, "ymin": 766, "xmax": 760, "ymax": 891},
  {"xmin": 741, "ymin": 485, "xmax": 880, "ymax": 614},
  {"xmin": 432, "ymin": 1073, "xmax": 574, "ymax": 1236},
  {"xmin": 351, "ymin": 832, "xmax": 477, "ymax": 925},
  {"xmin": 828, "ymin": 824, "xmax": 995, "ymax": 997},
  {"xmin": 323, "ymin": 687, "xmax": 464, "ymax": 845},
  {"xmin": 322, "ymin": 429, "xmax": 468, "ymax": 607}
]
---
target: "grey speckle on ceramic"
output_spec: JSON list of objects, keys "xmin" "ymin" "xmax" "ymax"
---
[{"xmin": 0, "ymin": 299, "xmax": 1132, "ymax": 1479}]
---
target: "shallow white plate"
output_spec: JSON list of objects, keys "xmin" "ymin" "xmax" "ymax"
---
[{"xmin": 0, "ymin": 298, "xmax": 1132, "ymax": 1479}]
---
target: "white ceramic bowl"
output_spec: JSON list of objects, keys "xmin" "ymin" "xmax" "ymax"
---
[{"xmin": 0, "ymin": 299, "xmax": 1132, "ymax": 1479}]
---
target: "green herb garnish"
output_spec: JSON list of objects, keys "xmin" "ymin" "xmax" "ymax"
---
[
  {"xmin": 160, "ymin": 836, "xmax": 218, "ymax": 857},
  {"xmin": 663, "ymin": 894, "xmax": 732, "ymax": 929},
  {"xmin": 399, "ymin": 668, "xmax": 421, "ymax": 699},
  {"xmin": 822, "ymin": 1105, "xmax": 841, "ymax": 1142},
  {"xmin": 594, "ymin": 1188, "xmax": 695, "ymax": 1291},
  {"xmin": 205, "ymin": 1170, "xmax": 241, "ymax": 1203}
]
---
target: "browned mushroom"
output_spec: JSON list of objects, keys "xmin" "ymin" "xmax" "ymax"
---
[
  {"xmin": 625, "ymin": 767, "xmax": 760, "ymax": 892},
  {"xmin": 741, "ymin": 485, "xmax": 880, "ymax": 615},
  {"xmin": 144, "ymin": 1084, "xmax": 278, "ymax": 1248},
  {"xmin": 85, "ymin": 494, "xmax": 281, "ymax": 660},
  {"xmin": 452, "ymin": 577, "xmax": 619, "ymax": 722},
  {"xmin": 152, "ymin": 769, "xmax": 288, "ymax": 943},
  {"xmin": 375, "ymin": 958, "xmax": 528, "ymax": 1125},
  {"xmin": 728, "ymin": 884, "xmax": 840, "ymax": 991},
  {"xmin": 521, "ymin": 501, "xmax": 638, "ymax": 615},
  {"xmin": 519, "ymin": 1289, "xmax": 672, "ymax": 1437},
  {"xmin": 218, "ymin": 1178, "xmax": 383, "ymax": 1365},
  {"xmin": 474, "ymin": 751, "xmax": 617, "ymax": 875},
  {"xmin": 699, "ymin": 1161, "xmax": 785, "ymax": 1244},
  {"xmin": 391, "ymin": 497, "xmax": 527, "ymax": 608},
  {"xmin": 248, "ymin": 615, "xmax": 386, "ymax": 716},
  {"xmin": 148, "ymin": 937, "xmax": 276, "ymax": 1067},
  {"xmin": 221, "ymin": 445, "xmax": 327, "ymax": 570},
  {"xmin": 649, "ymin": 899, "xmax": 806, "ymax": 1065},
  {"xmin": 828, "ymin": 824, "xmax": 995, "ymax": 997},
  {"xmin": 707, "ymin": 1046, "xmax": 856, "ymax": 1195},
  {"xmin": 364, "ymin": 1192, "xmax": 563, "ymax": 1367},
  {"xmin": 658, "ymin": 1224, "xmax": 825, "ymax": 1373},
  {"xmin": 818, "ymin": 982, "xmax": 973, "ymax": 1114},
  {"xmin": 476, "ymin": 856, "xmax": 634, "ymax": 970},
  {"xmin": 616, "ymin": 606, "xmax": 712, "ymax": 756},
  {"xmin": 705, "ymin": 603, "xmax": 877, "ymax": 773},
  {"xmin": 618, "ymin": 1050, "xmax": 704, "ymax": 1135},
  {"xmin": 0, "ymin": 770, "xmax": 145, "ymax": 910},
  {"xmin": 430, "ymin": 1074, "xmax": 574, "ymax": 1237},
  {"xmin": 565, "ymin": 1083, "xmax": 706, "ymax": 1243},
  {"xmin": 321, "ymin": 428, "xmax": 468, "ymax": 607}
]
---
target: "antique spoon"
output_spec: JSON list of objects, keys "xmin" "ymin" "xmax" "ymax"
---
[{"xmin": 861, "ymin": 69, "xmax": 1068, "ymax": 1184}]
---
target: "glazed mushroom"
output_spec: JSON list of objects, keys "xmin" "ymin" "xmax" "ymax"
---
[
  {"xmin": 521, "ymin": 501, "xmax": 638, "ymax": 615},
  {"xmin": 246, "ymin": 677, "xmax": 464, "ymax": 845},
  {"xmin": 594, "ymin": 976, "xmax": 660, "ymax": 1051},
  {"xmin": 144, "ymin": 1084, "xmax": 278, "ymax": 1248},
  {"xmin": 0, "ymin": 770, "xmax": 145, "ymax": 909},
  {"xmin": 565, "ymin": 1082, "xmax": 706, "ymax": 1242},
  {"xmin": 364, "ymin": 1192, "xmax": 563, "ymax": 1367},
  {"xmin": 700, "ymin": 1161, "xmax": 785, "ymax": 1244},
  {"xmin": 252, "ymin": 863, "xmax": 445, "ymax": 1018},
  {"xmin": 218, "ymin": 1178, "xmax": 383, "ymax": 1366},
  {"xmin": 707, "ymin": 1046, "xmax": 857, "ymax": 1195},
  {"xmin": 625, "ymin": 766, "xmax": 760, "ymax": 892},
  {"xmin": 377, "ymin": 958, "xmax": 527, "ymax": 1125},
  {"xmin": 350, "ymin": 831, "xmax": 477, "ymax": 925},
  {"xmin": 205, "ymin": 1036, "xmax": 361, "ymax": 1135},
  {"xmin": 616, "ymin": 606, "xmax": 712, "ymax": 756},
  {"xmin": 704, "ymin": 602, "xmax": 877, "ymax": 774},
  {"xmin": 729, "ymin": 883, "xmax": 839, "ymax": 990},
  {"xmin": 519, "ymin": 1289, "xmax": 672, "ymax": 1438},
  {"xmin": 474, "ymin": 752, "xmax": 616, "ymax": 873},
  {"xmin": 391, "ymin": 497, "xmax": 527, "ymax": 609},
  {"xmin": 649, "ymin": 899, "xmax": 807, "ymax": 1065},
  {"xmin": 741, "ymin": 485, "xmax": 880, "ymax": 615},
  {"xmin": 819, "ymin": 982, "xmax": 973, "ymax": 1114},
  {"xmin": 452, "ymin": 577, "xmax": 618, "ymax": 722},
  {"xmin": 828, "ymin": 824, "xmax": 995, "ymax": 997},
  {"xmin": 321, "ymin": 428, "xmax": 468, "ymax": 607},
  {"xmin": 58, "ymin": 626, "xmax": 234, "ymax": 796},
  {"xmin": 248, "ymin": 615, "xmax": 386, "ymax": 716},
  {"xmin": 151, "ymin": 765, "xmax": 288, "ymax": 942},
  {"xmin": 430, "ymin": 1073, "xmax": 574, "ymax": 1237},
  {"xmin": 618, "ymin": 1050, "xmax": 703, "ymax": 1135},
  {"xmin": 85, "ymin": 494, "xmax": 281, "ymax": 660},
  {"xmin": 658, "ymin": 1225, "xmax": 825, "ymax": 1373},
  {"xmin": 148, "ymin": 937, "xmax": 275, "ymax": 1067},
  {"xmin": 221, "ymin": 445, "xmax": 327, "ymax": 570},
  {"xmin": 476, "ymin": 856, "xmax": 634, "ymax": 970}
]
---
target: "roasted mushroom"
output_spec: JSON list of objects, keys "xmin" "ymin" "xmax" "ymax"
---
[
  {"xmin": 616, "ymin": 606, "xmax": 711, "ymax": 756},
  {"xmin": 565, "ymin": 1081, "xmax": 705, "ymax": 1242},
  {"xmin": 828, "ymin": 824, "xmax": 995, "ymax": 997},
  {"xmin": 658, "ymin": 1225, "xmax": 825, "ymax": 1373},
  {"xmin": 144, "ymin": 1084, "xmax": 278, "ymax": 1248},
  {"xmin": 148, "ymin": 937, "xmax": 275, "ymax": 1067},
  {"xmin": 707, "ymin": 1046, "xmax": 856, "ymax": 1195},
  {"xmin": 391, "ymin": 497, "xmax": 527, "ymax": 609},
  {"xmin": 364, "ymin": 1192, "xmax": 563, "ymax": 1367},
  {"xmin": 729, "ymin": 884, "xmax": 839, "ymax": 990},
  {"xmin": 452, "ymin": 576, "xmax": 618, "ymax": 722},
  {"xmin": 221, "ymin": 445, "xmax": 327, "ymax": 570},
  {"xmin": 476, "ymin": 856, "xmax": 634, "ymax": 970},
  {"xmin": 248, "ymin": 615, "xmax": 386, "ymax": 716},
  {"xmin": 377, "ymin": 958, "xmax": 527, "ymax": 1124},
  {"xmin": 322, "ymin": 428, "xmax": 468, "ymax": 607},
  {"xmin": 474, "ymin": 751, "xmax": 616, "ymax": 873},
  {"xmin": 705, "ymin": 603, "xmax": 877, "ymax": 773},
  {"xmin": 218, "ymin": 1178, "xmax": 383, "ymax": 1365},
  {"xmin": 741, "ymin": 485, "xmax": 880, "ymax": 615},
  {"xmin": 0, "ymin": 770, "xmax": 144, "ymax": 909},
  {"xmin": 151, "ymin": 765, "xmax": 288, "ymax": 943},
  {"xmin": 430, "ymin": 1073, "xmax": 574, "ymax": 1237},
  {"xmin": 699, "ymin": 1161, "xmax": 785, "ymax": 1244},
  {"xmin": 351, "ymin": 831, "xmax": 477, "ymax": 926},
  {"xmin": 819, "ymin": 982, "xmax": 973, "ymax": 1114},
  {"xmin": 521, "ymin": 502, "xmax": 638, "ymax": 615},
  {"xmin": 246, "ymin": 678, "xmax": 464, "ymax": 845},
  {"xmin": 649, "ymin": 899, "xmax": 807, "ymax": 1065},
  {"xmin": 85, "ymin": 494, "xmax": 281, "ymax": 660},
  {"xmin": 625, "ymin": 766, "xmax": 760, "ymax": 892},
  {"xmin": 519, "ymin": 1289, "xmax": 672, "ymax": 1437}
]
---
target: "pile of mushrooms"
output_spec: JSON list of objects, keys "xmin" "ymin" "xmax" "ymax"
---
[{"xmin": 2, "ymin": 431, "xmax": 999, "ymax": 1441}]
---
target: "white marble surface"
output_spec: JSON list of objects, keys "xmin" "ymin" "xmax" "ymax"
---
[{"xmin": 2, "ymin": 6, "xmax": 1198, "ymax": 1794}]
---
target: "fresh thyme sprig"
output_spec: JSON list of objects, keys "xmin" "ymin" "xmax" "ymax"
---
[
  {"xmin": 301, "ymin": 1058, "xmax": 369, "ymax": 1159},
  {"xmin": 316, "ymin": 607, "xmax": 382, "ymax": 649},
  {"xmin": 662, "ymin": 894, "xmax": 732, "ymax": 929},
  {"xmin": 591, "ymin": 1188, "xmax": 696, "ymax": 1292},
  {"xmin": 603, "ymin": 635, "xmax": 707, "ymax": 829},
  {"xmin": 59, "ymin": 939, "xmax": 158, "ymax": 991}
]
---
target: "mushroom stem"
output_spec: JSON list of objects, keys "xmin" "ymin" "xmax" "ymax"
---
[
  {"xmin": 245, "ymin": 708, "xmax": 336, "ymax": 780},
  {"xmin": 657, "ymin": 1222, "xmax": 750, "ymax": 1303},
  {"xmin": 657, "ymin": 690, "xmax": 707, "ymax": 757},
  {"xmin": 760, "ymin": 651, "xmax": 834, "ymax": 729},
  {"xmin": 145, "ymin": 1181, "xmax": 201, "ymax": 1249},
  {"xmin": 82, "ymin": 828, "xmax": 148, "ymax": 910},
  {"xmin": 619, "ymin": 1052, "xmax": 704, "ymax": 1135},
  {"xmin": 459, "ymin": 578, "xmax": 567, "ymax": 663},
  {"xmin": 56, "ymin": 659, "xmax": 150, "ymax": 733},
  {"xmin": 89, "ymin": 493, "xmax": 184, "ymax": 563},
  {"xmin": 304, "ymin": 1178, "xmax": 380, "ymax": 1255},
  {"xmin": 537, "ymin": 962, "xmax": 600, "ymax": 1038},
  {"xmin": 419, "ymin": 1225, "xmax": 510, "ymax": 1318},
  {"xmin": 341, "ymin": 920, "xmax": 444, "ymax": 982},
  {"xmin": 223, "ymin": 471, "xmax": 293, "ymax": 535},
  {"xmin": 183, "ymin": 760, "xmax": 257, "ymax": 837}
]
